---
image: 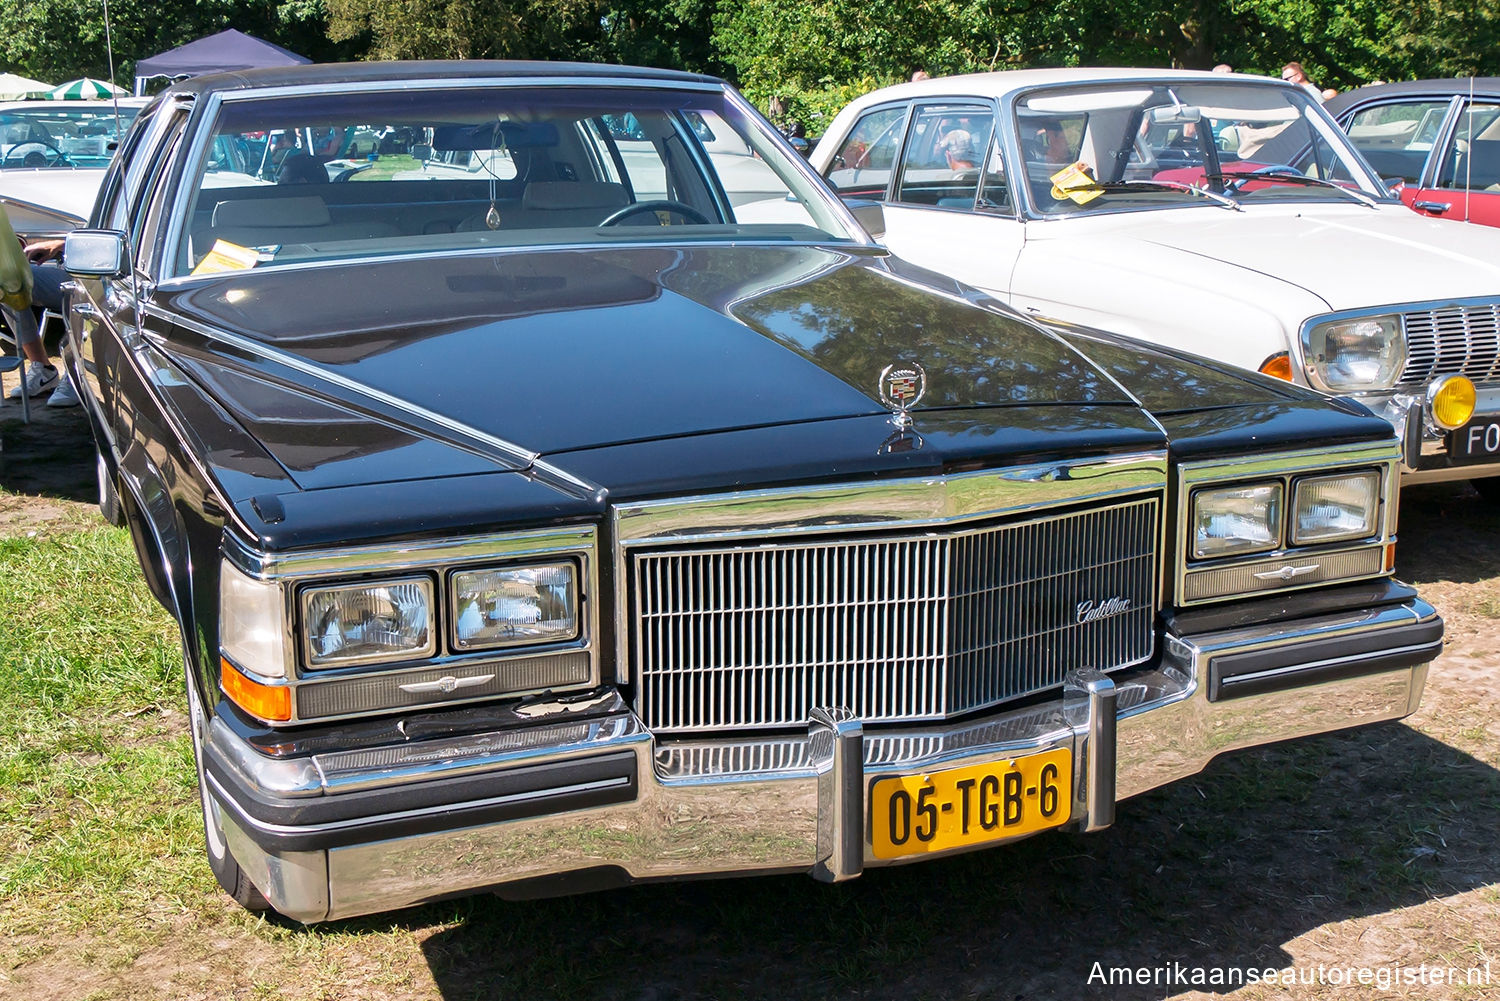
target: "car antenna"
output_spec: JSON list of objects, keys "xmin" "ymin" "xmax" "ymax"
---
[{"xmin": 102, "ymin": 0, "xmax": 123, "ymax": 145}]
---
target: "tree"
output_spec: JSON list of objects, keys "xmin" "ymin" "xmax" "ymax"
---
[{"xmin": 0, "ymin": 0, "xmax": 344, "ymax": 88}]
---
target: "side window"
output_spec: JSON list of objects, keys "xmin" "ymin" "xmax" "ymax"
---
[
  {"xmin": 1345, "ymin": 100, "xmax": 1452, "ymax": 183},
  {"xmin": 1438, "ymin": 102, "xmax": 1500, "ymax": 190},
  {"xmin": 100, "ymin": 102, "xmax": 164, "ymax": 230},
  {"xmin": 894, "ymin": 104, "xmax": 996, "ymax": 209},
  {"xmin": 825, "ymin": 106, "xmax": 907, "ymax": 199}
]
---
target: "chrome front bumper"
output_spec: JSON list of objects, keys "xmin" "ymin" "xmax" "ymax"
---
[
  {"xmin": 205, "ymin": 594, "xmax": 1441, "ymax": 923},
  {"xmin": 1373, "ymin": 392, "xmax": 1500, "ymax": 484}
]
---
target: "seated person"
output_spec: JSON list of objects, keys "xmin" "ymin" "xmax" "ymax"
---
[{"xmin": 942, "ymin": 129, "xmax": 977, "ymax": 170}]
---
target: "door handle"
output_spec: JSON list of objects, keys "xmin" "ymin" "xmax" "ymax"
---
[{"xmin": 1412, "ymin": 200, "xmax": 1452, "ymax": 214}]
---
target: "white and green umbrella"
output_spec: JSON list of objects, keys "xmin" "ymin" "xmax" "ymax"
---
[
  {"xmin": 0, "ymin": 72, "xmax": 51, "ymax": 100},
  {"xmin": 46, "ymin": 77, "xmax": 126, "ymax": 101}
]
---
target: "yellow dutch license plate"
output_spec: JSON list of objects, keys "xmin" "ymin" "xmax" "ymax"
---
[{"xmin": 870, "ymin": 748, "xmax": 1072, "ymax": 859}]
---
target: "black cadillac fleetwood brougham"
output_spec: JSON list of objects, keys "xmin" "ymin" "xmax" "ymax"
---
[{"xmin": 60, "ymin": 62, "xmax": 1442, "ymax": 922}]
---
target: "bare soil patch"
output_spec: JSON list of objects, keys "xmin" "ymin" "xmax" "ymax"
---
[{"xmin": 3, "ymin": 399, "xmax": 1497, "ymax": 1000}]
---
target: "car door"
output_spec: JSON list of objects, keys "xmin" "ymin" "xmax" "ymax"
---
[
  {"xmin": 870, "ymin": 101, "xmax": 1026, "ymax": 297},
  {"xmin": 1415, "ymin": 99, "xmax": 1500, "ymax": 227}
]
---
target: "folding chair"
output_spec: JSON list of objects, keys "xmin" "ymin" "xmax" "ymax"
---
[{"xmin": 0, "ymin": 307, "xmax": 31, "ymax": 424}]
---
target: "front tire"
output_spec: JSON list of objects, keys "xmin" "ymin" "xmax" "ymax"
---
[{"xmin": 187, "ymin": 667, "xmax": 270, "ymax": 912}]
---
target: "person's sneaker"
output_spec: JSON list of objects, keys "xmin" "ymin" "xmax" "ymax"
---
[
  {"xmin": 7, "ymin": 363, "xmax": 58, "ymax": 399},
  {"xmin": 46, "ymin": 373, "xmax": 80, "ymax": 407}
]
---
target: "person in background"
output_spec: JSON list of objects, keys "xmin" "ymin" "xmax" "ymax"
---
[
  {"xmin": 1212, "ymin": 63, "xmax": 1234, "ymax": 73},
  {"xmin": 1281, "ymin": 62, "xmax": 1324, "ymax": 100},
  {"xmin": 911, "ymin": 70, "xmax": 930, "ymax": 82},
  {"xmin": 2, "ymin": 225, "xmax": 78, "ymax": 407}
]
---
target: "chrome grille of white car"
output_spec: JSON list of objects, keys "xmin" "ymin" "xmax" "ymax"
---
[
  {"xmin": 631, "ymin": 496, "xmax": 1159, "ymax": 733},
  {"xmin": 1399, "ymin": 302, "xmax": 1500, "ymax": 388}
]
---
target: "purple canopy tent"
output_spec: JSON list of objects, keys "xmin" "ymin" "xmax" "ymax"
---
[{"xmin": 132, "ymin": 28, "xmax": 310, "ymax": 95}]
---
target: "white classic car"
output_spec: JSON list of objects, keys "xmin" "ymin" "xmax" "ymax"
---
[
  {"xmin": 812, "ymin": 69, "xmax": 1500, "ymax": 492},
  {"xmin": 0, "ymin": 99, "xmax": 147, "ymax": 239}
]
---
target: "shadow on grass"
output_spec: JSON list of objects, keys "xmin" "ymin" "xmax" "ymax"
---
[
  {"xmin": 1397, "ymin": 481, "xmax": 1500, "ymax": 586},
  {"xmin": 379, "ymin": 723, "xmax": 1500, "ymax": 1001},
  {"xmin": 0, "ymin": 395, "xmax": 96, "ymax": 504}
]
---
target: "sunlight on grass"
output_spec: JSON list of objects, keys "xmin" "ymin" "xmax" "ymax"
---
[{"xmin": 0, "ymin": 526, "xmax": 208, "ymax": 935}]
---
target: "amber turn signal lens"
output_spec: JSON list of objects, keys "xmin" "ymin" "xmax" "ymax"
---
[
  {"xmin": 1258, "ymin": 352, "xmax": 1294, "ymax": 381},
  {"xmin": 221, "ymin": 658, "xmax": 292, "ymax": 722},
  {"xmin": 1385, "ymin": 542, "xmax": 1397, "ymax": 572},
  {"xmin": 1427, "ymin": 375, "xmax": 1476, "ymax": 431}
]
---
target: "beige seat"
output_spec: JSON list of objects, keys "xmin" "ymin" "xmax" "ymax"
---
[
  {"xmin": 204, "ymin": 195, "xmax": 400, "ymax": 250},
  {"xmin": 458, "ymin": 181, "xmax": 630, "ymax": 231}
]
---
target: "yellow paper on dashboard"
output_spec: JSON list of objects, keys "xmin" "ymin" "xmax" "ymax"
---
[
  {"xmin": 192, "ymin": 239, "xmax": 262, "ymax": 276},
  {"xmin": 1049, "ymin": 162, "xmax": 1103, "ymax": 204}
]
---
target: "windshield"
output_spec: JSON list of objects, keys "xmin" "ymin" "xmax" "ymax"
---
[
  {"xmin": 0, "ymin": 102, "xmax": 141, "ymax": 169},
  {"xmin": 173, "ymin": 85, "xmax": 856, "ymax": 278},
  {"xmin": 1014, "ymin": 81, "xmax": 1385, "ymax": 217}
]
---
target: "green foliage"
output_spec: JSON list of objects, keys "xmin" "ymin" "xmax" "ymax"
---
[
  {"xmin": 2, "ymin": 0, "xmax": 1496, "ymax": 117},
  {"xmin": 0, "ymin": 0, "xmax": 345, "ymax": 88}
]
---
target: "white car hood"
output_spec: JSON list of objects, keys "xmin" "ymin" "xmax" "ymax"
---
[
  {"xmin": 1079, "ymin": 204, "xmax": 1500, "ymax": 312},
  {"xmin": 0, "ymin": 168, "xmax": 106, "ymax": 228}
]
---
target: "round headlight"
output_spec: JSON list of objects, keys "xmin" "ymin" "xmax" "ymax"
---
[
  {"xmin": 1302, "ymin": 315, "xmax": 1407, "ymax": 391},
  {"xmin": 1427, "ymin": 375, "xmax": 1476, "ymax": 431}
]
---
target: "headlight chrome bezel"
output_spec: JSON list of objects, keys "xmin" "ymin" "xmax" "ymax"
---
[
  {"xmin": 1300, "ymin": 311, "xmax": 1407, "ymax": 393},
  {"xmin": 1177, "ymin": 444, "xmax": 1398, "ymax": 605},
  {"xmin": 217, "ymin": 527, "xmax": 599, "ymax": 726}
]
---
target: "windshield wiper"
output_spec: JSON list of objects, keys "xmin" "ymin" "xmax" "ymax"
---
[
  {"xmin": 1205, "ymin": 170, "xmax": 1379, "ymax": 208},
  {"xmin": 1060, "ymin": 179, "xmax": 1243, "ymax": 211}
]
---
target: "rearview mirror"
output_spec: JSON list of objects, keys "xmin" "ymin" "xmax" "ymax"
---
[
  {"xmin": 63, "ymin": 229, "xmax": 127, "ymax": 278},
  {"xmin": 409, "ymin": 143, "xmax": 432, "ymax": 162},
  {"xmin": 1149, "ymin": 105, "xmax": 1202, "ymax": 125}
]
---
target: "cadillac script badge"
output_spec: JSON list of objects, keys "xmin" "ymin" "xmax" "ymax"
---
[{"xmin": 878, "ymin": 362, "xmax": 927, "ymax": 429}]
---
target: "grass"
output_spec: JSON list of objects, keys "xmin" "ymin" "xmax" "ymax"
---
[{"xmin": 0, "ymin": 527, "xmax": 202, "ymax": 935}]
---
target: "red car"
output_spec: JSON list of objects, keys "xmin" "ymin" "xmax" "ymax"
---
[{"xmin": 1327, "ymin": 78, "xmax": 1500, "ymax": 228}]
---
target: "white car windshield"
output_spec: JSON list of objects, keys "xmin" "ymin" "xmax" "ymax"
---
[
  {"xmin": 172, "ymin": 85, "xmax": 855, "ymax": 277},
  {"xmin": 0, "ymin": 102, "xmax": 140, "ymax": 169},
  {"xmin": 1015, "ymin": 81, "xmax": 1386, "ymax": 217}
]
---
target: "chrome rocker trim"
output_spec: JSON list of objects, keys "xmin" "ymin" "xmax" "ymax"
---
[{"xmin": 205, "ymin": 595, "xmax": 1440, "ymax": 923}]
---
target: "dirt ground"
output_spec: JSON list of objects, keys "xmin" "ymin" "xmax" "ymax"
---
[{"xmin": 3, "ymin": 394, "xmax": 1499, "ymax": 1000}]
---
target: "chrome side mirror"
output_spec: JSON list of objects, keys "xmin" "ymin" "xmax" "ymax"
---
[{"xmin": 64, "ymin": 229, "xmax": 128, "ymax": 278}]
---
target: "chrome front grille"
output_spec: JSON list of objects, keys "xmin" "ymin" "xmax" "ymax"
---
[
  {"xmin": 1399, "ymin": 302, "xmax": 1500, "ymax": 389},
  {"xmin": 631, "ymin": 497, "xmax": 1159, "ymax": 733}
]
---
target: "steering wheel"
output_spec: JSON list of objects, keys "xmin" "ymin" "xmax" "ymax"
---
[
  {"xmin": 2, "ymin": 141, "xmax": 72, "ymax": 168},
  {"xmin": 1224, "ymin": 163, "xmax": 1298, "ymax": 192},
  {"xmin": 599, "ymin": 200, "xmax": 711, "ymax": 226}
]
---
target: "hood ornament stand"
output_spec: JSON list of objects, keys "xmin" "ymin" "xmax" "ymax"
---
[{"xmin": 878, "ymin": 362, "xmax": 927, "ymax": 430}]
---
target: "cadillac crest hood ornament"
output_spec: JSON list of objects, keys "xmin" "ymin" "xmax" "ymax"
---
[{"xmin": 878, "ymin": 362, "xmax": 927, "ymax": 429}]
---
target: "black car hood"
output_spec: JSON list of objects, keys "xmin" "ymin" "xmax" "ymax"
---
[{"xmin": 157, "ymin": 245, "xmax": 1135, "ymax": 478}]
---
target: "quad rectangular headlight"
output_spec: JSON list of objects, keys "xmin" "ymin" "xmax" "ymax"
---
[
  {"xmin": 451, "ymin": 563, "xmax": 578, "ymax": 650},
  {"xmin": 1191, "ymin": 482, "xmax": 1283, "ymax": 559},
  {"xmin": 1292, "ymin": 470, "xmax": 1379, "ymax": 545},
  {"xmin": 302, "ymin": 577, "xmax": 436, "ymax": 668}
]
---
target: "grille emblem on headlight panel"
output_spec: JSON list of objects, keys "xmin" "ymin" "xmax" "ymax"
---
[
  {"xmin": 398, "ymin": 674, "xmax": 494, "ymax": 695},
  {"xmin": 1252, "ymin": 563, "xmax": 1320, "ymax": 581},
  {"xmin": 878, "ymin": 362, "xmax": 927, "ymax": 429}
]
